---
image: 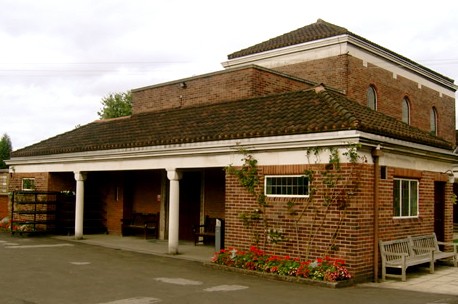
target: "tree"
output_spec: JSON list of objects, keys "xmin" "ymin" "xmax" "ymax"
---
[
  {"xmin": 0, "ymin": 133, "xmax": 12, "ymax": 169},
  {"xmin": 97, "ymin": 91, "xmax": 132, "ymax": 119}
]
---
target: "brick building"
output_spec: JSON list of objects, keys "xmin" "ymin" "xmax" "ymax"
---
[
  {"xmin": 0, "ymin": 169, "xmax": 9, "ymax": 220},
  {"xmin": 6, "ymin": 20, "xmax": 458, "ymax": 281}
]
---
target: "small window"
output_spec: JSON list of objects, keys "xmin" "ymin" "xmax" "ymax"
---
[
  {"xmin": 22, "ymin": 178, "xmax": 35, "ymax": 191},
  {"xmin": 393, "ymin": 178, "xmax": 418, "ymax": 218},
  {"xmin": 367, "ymin": 86, "xmax": 377, "ymax": 110},
  {"xmin": 430, "ymin": 107, "xmax": 438, "ymax": 135},
  {"xmin": 0, "ymin": 174, "xmax": 7, "ymax": 194},
  {"xmin": 401, "ymin": 97, "xmax": 410, "ymax": 124},
  {"xmin": 265, "ymin": 175, "xmax": 309, "ymax": 197}
]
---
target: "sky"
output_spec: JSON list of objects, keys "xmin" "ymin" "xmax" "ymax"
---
[{"xmin": 1, "ymin": 0, "xmax": 457, "ymax": 150}]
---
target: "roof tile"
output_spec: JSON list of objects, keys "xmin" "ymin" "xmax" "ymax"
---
[{"xmin": 11, "ymin": 87, "xmax": 452, "ymax": 158}]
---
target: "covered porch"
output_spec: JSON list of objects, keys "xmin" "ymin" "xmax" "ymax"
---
[{"xmin": 47, "ymin": 166, "xmax": 225, "ymax": 255}]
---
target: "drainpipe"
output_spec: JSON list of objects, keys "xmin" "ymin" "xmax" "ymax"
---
[{"xmin": 371, "ymin": 145, "xmax": 383, "ymax": 282}]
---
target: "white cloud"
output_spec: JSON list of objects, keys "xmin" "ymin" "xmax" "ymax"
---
[{"xmin": 0, "ymin": 0, "xmax": 457, "ymax": 150}]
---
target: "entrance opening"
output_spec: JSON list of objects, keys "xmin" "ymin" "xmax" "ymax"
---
[
  {"xmin": 434, "ymin": 181, "xmax": 446, "ymax": 243},
  {"xmin": 179, "ymin": 171, "xmax": 202, "ymax": 241}
]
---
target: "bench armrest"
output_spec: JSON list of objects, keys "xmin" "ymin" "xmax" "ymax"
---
[
  {"xmin": 437, "ymin": 241, "xmax": 458, "ymax": 252},
  {"xmin": 192, "ymin": 224, "xmax": 205, "ymax": 233},
  {"xmin": 437, "ymin": 241, "xmax": 457, "ymax": 246}
]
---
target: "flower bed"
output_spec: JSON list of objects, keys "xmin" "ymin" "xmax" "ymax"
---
[{"xmin": 211, "ymin": 246, "xmax": 352, "ymax": 286}]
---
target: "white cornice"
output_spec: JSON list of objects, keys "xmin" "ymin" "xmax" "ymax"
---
[
  {"xmin": 222, "ymin": 35, "xmax": 457, "ymax": 94},
  {"xmin": 7, "ymin": 131, "xmax": 458, "ymax": 173},
  {"xmin": 347, "ymin": 36, "xmax": 457, "ymax": 92}
]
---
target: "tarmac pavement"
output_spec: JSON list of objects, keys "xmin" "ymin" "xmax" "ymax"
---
[{"xmin": 1, "ymin": 232, "xmax": 458, "ymax": 304}]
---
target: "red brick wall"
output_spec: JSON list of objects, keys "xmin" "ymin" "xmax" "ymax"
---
[
  {"xmin": 0, "ymin": 195, "xmax": 8, "ymax": 219},
  {"xmin": 203, "ymin": 168, "xmax": 225, "ymax": 219},
  {"xmin": 99, "ymin": 170, "xmax": 163, "ymax": 235},
  {"xmin": 274, "ymin": 55, "xmax": 456, "ymax": 145},
  {"xmin": 224, "ymin": 162, "xmax": 454, "ymax": 281},
  {"xmin": 9, "ymin": 173, "xmax": 50, "ymax": 192},
  {"xmin": 274, "ymin": 55, "xmax": 349, "ymax": 95},
  {"xmin": 345, "ymin": 57, "xmax": 455, "ymax": 145},
  {"xmin": 378, "ymin": 168, "xmax": 454, "ymax": 241},
  {"xmin": 132, "ymin": 67, "xmax": 311, "ymax": 114},
  {"xmin": 101, "ymin": 172, "xmax": 124, "ymax": 235},
  {"xmin": 225, "ymin": 162, "xmax": 375, "ymax": 280},
  {"xmin": 48, "ymin": 172, "xmax": 75, "ymax": 192}
]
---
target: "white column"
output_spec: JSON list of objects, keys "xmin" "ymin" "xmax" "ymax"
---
[
  {"xmin": 167, "ymin": 168, "xmax": 182, "ymax": 254},
  {"xmin": 74, "ymin": 171, "xmax": 87, "ymax": 240}
]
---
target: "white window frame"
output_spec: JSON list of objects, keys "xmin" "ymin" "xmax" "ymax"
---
[
  {"xmin": 393, "ymin": 178, "xmax": 419, "ymax": 218},
  {"xmin": 367, "ymin": 85, "xmax": 377, "ymax": 110},
  {"xmin": 264, "ymin": 175, "xmax": 309, "ymax": 198},
  {"xmin": 22, "ymin": 178, "xmax": 36, "ymax": 191},
  {"xmin": 0, "ymin": 174, "xmax": 7, "ymax": 194},
  {"xmin": 401, "ymin": 97, "xmax": 410, "ymax": 124},
  {"xmin": 430, "ymin": 107, "xmax": 438, "ymax": 135}
]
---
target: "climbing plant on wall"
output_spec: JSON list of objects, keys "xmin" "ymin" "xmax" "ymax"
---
[
  {"xmin": 287, "ymin": 144, "xmax": 366, "ymax": 259},
  {"xmin": 225, "ymin": 147, "xmax": 269, "ymax": 247},
  {"xmin": 227, "ymin": 144, "xmax": 366, "ymax": 259}
]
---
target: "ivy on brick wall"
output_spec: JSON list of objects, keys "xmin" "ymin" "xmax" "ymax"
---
[
  {"xmin": 225, "ymin": 147, "xmax": 268, "ymax": 247},
  {"xmin": 287, "ymin": 145, "xmax": 366, "ymax": 259},
  {"xmin": 227, "ymin": 144, "xmax": 366, "ymax": 259}
]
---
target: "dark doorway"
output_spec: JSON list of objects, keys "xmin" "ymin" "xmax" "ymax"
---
[
  {"xmin": 179, "ymin": 171, "xmax": 201, "ymax": 241},
  {"xmin": 434, "ymin": 181, "xmax": 446, "ymax": 242}
]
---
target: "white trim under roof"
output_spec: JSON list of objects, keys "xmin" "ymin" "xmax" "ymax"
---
[
  {"xmin": 222, "ymin": 34, "xmax": 457, "ymax": 97},
  {"xmin": 7, "ymin": 130, "xmax": 458, "ymax": 175}
]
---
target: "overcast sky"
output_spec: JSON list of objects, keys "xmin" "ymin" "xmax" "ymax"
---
[{"xmin": 1, "ymin": 0, "xmax": 457, "ymax": 150}]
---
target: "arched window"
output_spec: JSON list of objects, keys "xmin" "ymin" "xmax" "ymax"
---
[
  {"xmin": 366, "ymin": 85, "xmax": 377, "ymax": 110},
  {"xmin": 401, "ymin": 97, "xmax": 410, "ymax": 124},
  {"xmin": 430, "ymin": 107, "xmax": 438, "ymax": 135}
]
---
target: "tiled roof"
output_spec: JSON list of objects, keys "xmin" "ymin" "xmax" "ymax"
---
[
  {"xmin": 11, "ymin": 86, "xmax": 452, "ymax": 158},
  {"xmin": 228, "ymin": 19, "xmax": 349, "ymax": 59},
  {"xmin": 227, "ymin": 19, "xmax": 454, "ymax": 83}
]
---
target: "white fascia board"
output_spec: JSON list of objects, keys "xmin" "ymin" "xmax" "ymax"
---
[
  {"xmin": 8, "ymin": 131, "xmax": 363, "ymax": 172},
  {"xmin": 222, "ymin": 35, "xmax": 350, "ymax": 69},
  {"xmin": 222, "ymin": 35, "xmax": 456, "ymax": 96},
  {"xmin": 8, "ymin": 130, "xmax": 458, "ymax": 174},
  {"xmin": 347, "ymin": 37, "xmax": 457, "ymax": 97}
]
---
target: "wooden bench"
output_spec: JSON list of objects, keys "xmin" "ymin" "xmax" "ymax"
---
[
  {"xmin": 193, "ymin": 216, "xmax": 216, "ymax": 245},
  {"xmin": 409, "ymin": 233, "xmax": 457, "ymax": 267},
  {"xmin": 121, "ymin": 212, "xmax": 159, "ymax": 239},
  {"xmin": 379, "ymin": 237, "xmax": 434, "ymax": 281}
]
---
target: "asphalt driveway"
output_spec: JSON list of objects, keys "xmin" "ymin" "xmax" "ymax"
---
[{"xmin": 1, "ymin": 232, "xmax": 458, "ymax": 304}]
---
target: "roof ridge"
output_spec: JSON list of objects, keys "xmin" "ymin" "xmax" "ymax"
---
[
  {"xmin": 314, "ymin": 86, "xmax": 360, "ymax": 128},
  {"xmin": 227, "ymin": 19, "xmax": 350, "ymax": 60}
]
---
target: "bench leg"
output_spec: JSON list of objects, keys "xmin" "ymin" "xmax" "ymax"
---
[
  {"xmin": 401, "ymin": 267, "xmax": 406, "ymax": 282},
  {"xmin": 381, "ymin": 262, "xmax": 386, "ymax": 281},
  {"xmin": 429, "ymin": 261, "xmax": 434, "ymax": 274}
]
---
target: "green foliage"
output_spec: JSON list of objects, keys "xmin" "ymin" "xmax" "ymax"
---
[
  {"xmin": 97, "ymin": 91, "xmax": 132, "ymax": 119},
  {"xmin": 226, "ymin": 147, "xmax": 270, "ymax": 247},
  {"xmin": 0, "ymin": 133, "xmax": 12, "ymax": 169},
  {"xmin": 227, "ymin": 144, "xmax": 364, "ymax": 259},
  {"xmin": 288, "ymin": 144, "xmax": 365, "ymax": 259},
  {"xmin": 226, "ymin": 149, "xmax": 259, "ymax": 195}
]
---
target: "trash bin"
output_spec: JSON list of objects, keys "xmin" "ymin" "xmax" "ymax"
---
[{"xmin": 215, "ymin": 218, "xmax": 225, "ymax": 252}]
